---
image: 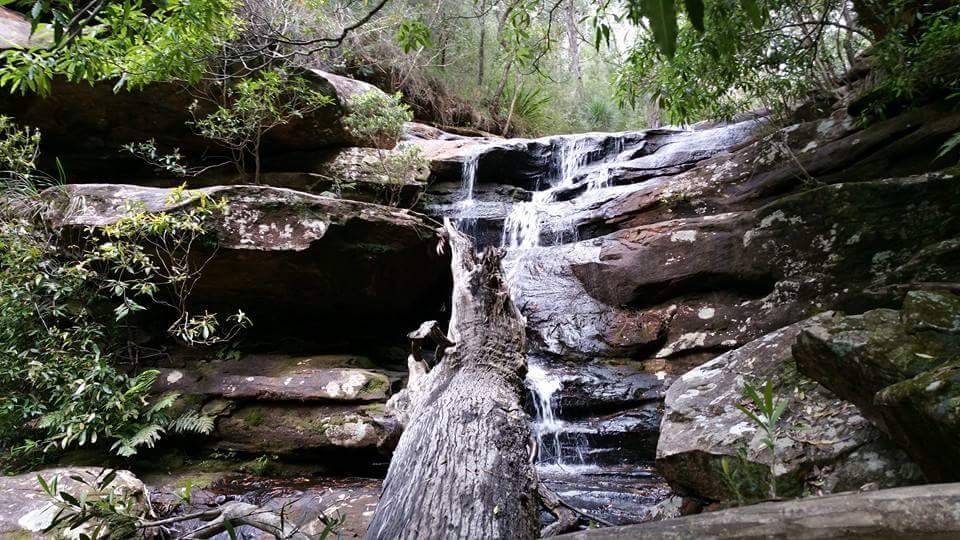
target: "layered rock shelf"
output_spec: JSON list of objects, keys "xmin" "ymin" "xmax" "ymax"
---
[{"xmin": 2, "ymin": 39, "xmax": 960, "ymax": 537}]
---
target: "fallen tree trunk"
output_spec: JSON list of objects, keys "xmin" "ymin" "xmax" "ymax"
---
[
  {"xmin": 558, "ymin": 483, "xmax": 960, "ymax": 539},
  {"xmin": 365, "ymin": 220, "xmax": 538, "ymax": 540}
]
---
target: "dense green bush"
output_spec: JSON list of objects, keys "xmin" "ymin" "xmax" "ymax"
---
[
  {"xmin": 0, "ymin": 120, "xmax": 244, "ymax": 468},
  {"xmin": 344, "ymin": 90, "xmax": 414, "ymax": 146}
]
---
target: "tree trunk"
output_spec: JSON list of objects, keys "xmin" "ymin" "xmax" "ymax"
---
[
  {"xmin": 565, "ymin": 0, "xmax": 585, "ymax": 101},
  {"xmin": 502, "ymin": 70, "xmax": 522, "ymax": 137},
  {"xmin": 365, "ymin": 220, "xmax": 538, "ymax": 540},
  {"xmin": 560, "ymin": 483, "xmax": 960, "ymax": 539},
  {"xmin": 477, "ymin": 0, "xmax": 486, "ymax": 86}
]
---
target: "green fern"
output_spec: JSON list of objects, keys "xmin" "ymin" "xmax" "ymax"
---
[
  {"xmin": 112, "ymin": 424, "xmax": 165, "ymax": 457},
  {"xmin": 148, "ymin": 393, "xmax": 180, "ymax": 416},
  {"xmin": 169, "ymin": 411, "xmax": 215, "ymax": 435}
]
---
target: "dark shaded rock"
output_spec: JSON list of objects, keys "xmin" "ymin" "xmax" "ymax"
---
[
  {"xmin": 44, "ymin": 184, "xmax": 450, "ymax": 344},
  {"xmin": 214, "ymin": 403, "xmax": 397, "ymax": 455},
  {"xmin": 417, "ymin": 132, "xmax": 647, "ymax": 190},
  {"xmin": 549, "ymin": 360, "xmax": 666, "ymax": 415},
  {"xmin": 0, "ymin": 68, "xmax": 392, "ymax": 179},
  {"xmin": 558, "ymin": 482, "xmax": 960, "ymax": 540},
  {"xmin": 657, "ymin": 314, "xmax": 921, "ymax": 502},
  {"xmin": 794, "ymin": 291, "xmax": 960, "ymax": 481},
  {"xmin": 562, "ymin": 404, "xmax": 663, "ymax": 466},
  {"xmin": 539, "ymin": 464, "xmax": 671, "ymax": 526}
]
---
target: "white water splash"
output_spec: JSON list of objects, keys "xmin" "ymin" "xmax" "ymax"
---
[
  {"xmin": 457, "ymin": 150, "xmax": 480, "ymax": 209},
  {"xmin": 454, "ymin": 148, "xmax": 482, "ymax": 236},
  {"xmin": 501, "ymin": 135, "xmax": 624, "ymax": 249},
  {"xmin": 527, "ymin": 361, "xmax": 565, "ymax": 464}
]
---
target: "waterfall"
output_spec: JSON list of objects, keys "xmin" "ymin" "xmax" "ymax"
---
[
  {"xmin": 448, "ymin": 133, "xmax": 638, "ymax": 472},
  {"xmin": 502, "ymin": 134, "xmax": 632, "ymax": 470},
  {"xmin": 527, "ymin": 361, "xmax": 565, "ymax": 464},
  {"xmin": 458, "ymin": 150, "xmax": 479, "ymax": 206},
  {"xmin": 454, "ymin": 149, "xmax": 481, "ymax": 237},
  {"xmin": 501, "ymin": 135, "xmax": 622, "ymax": 249}
]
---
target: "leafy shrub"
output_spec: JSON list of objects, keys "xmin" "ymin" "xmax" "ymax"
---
[
  {"xmin": 0, "ymin": 115, "xmax": 41, "ymax": 176},
  {"xmin": 584, "ymin": 97, "xmax": 614, "ymax": 130},
  {"xmin": 190, "ymin": 69, "xmax": 333, "ymax": 182},
  {"xmin": 344, "ymin": 90, "xmax": 413, "ymax": 147},
  {"xmin": 0, "ymin": 120, "xmax": 243, "ymax": 467},
  {"xmin": 371, "ymin": 144, "xmax": 429, "ymax": 206}
]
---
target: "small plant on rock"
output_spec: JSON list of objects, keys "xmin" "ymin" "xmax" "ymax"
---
[
  {"xmin": 343, "ymin": 91, "xmax": 428, "ymax": 207},
  {"xmin": 344, "ymin": 90, "xmax": 413, "ymax": 147},
  {"xmin": 734, "ymin": 380, "xmax": 790, "ymax": 500}
]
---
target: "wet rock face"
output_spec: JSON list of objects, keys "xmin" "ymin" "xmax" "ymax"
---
[
  {"xmin": 45, "ymin": 183, "xmax": 451, "ymax": 344},
  {"xmin": 513, "ymin": 172, "xmax": 960, "ymax": 360},
  {"xmin": 551, "ymin": 360, "xmax": 666, "ymax": 415},
  {"xmin": 657, "ymin": 314, "xmax": 922, "ymax": 502},
  {"xmin": 794, "ymin": 290, "xmax": 960, "ymax": 481}
]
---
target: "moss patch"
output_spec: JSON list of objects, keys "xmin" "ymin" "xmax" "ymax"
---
[{"xmin": 243, "ymin": 407, "xmax": 265, "ymax": 427}]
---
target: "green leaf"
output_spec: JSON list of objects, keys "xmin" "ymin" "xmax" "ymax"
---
[
  {"xmin": 224, "ymin": 519, "xmax": 238, "ymax": 540},
  {"xmin": 741, "ymin": 0, "xmax": 764, "ymax": 29},
  {"xmin": 770, "ymin": 397, "xmax": 789, "ymax": 427},
  {"xmin": 643, "ymin": 0, "xmax": 679, "ymax": 58},
  {"xmin": 763, "ymin": 380, "xmax": 774, "ymax": 413},
  {"xmin": 59, "ymin": 490, "xmax": 81, "ymax": 507},
  {"xmin": 735, "ymin": 403, "xmax": 765, "ymax": 429},
  {"xmin": 683, "ymin": 0, "xmax": 705, "ymax": 32},
  {"xmin": 97, "ymin": 469, "xmax": 117, "ymax": 489},
  {"xmin": 937, "ymin": 131, "xmax": 960, "ymax": 160},
  {"xmin": 742, "ymin": 382, "xmax": 763, "ymax": 410}
]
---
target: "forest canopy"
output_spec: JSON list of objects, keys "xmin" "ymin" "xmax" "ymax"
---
[{"xmin": 1, "ymin": 0, "xmax": 957, "ymax": 133}]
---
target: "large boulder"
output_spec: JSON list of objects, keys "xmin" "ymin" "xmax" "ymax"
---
[
  {"xmin": 153, "ymin": 354, "xmax": 395, "ymax": 402},
  {"xmin": 43, "ymin": 184, "xmax": 450, "ymax": 344},
  {"xmin": 213, "ymin": 402, "xmax": 397, "ymax": 455},
  {"xmin": 794, "ymin": 290, "xmax": 960, "ymax": 481},
  {"xmin": 0, "ymin": 468, "xmax": 150, "ymax": 538},
  {"xmin": 150, "ymin": 352, "xmax": 401, "ymax": 457},
  {"xmin": 0, "ymin": 63, "xmax": 393, "ymax": 179},
  {"xmin": 558, "ymin": 172, "xmax": 960, "ymax": 360},
  {"xmin": 657, "ymin": 314, "xmax": 921, "ymax": 502}
]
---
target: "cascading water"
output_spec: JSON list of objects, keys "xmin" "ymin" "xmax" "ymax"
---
[
  {"xmin": 454, "ymin": 149, "xmax": 481, "ymax": 237},
  {"xmin": 501, "ymin": 136, "xmax": 624, "ymax": 250},
  {"xmin": 499, "ymin": 135, "xmax": 634, "ymax": 471}
]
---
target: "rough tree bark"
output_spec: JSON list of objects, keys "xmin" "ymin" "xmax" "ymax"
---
[{"xmin": 365, "ymin": 220, "xmax": 538, "ymax": 540}]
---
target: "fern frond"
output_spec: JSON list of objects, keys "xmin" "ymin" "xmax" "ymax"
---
[
  {"xmin": 148, "ymin": 392, "xmax": 180, "ymax": 415},
  {"xmin": 112, "ymin": 424, "xmax": 165, "ymax": 456},
  {"xmin": 169, "ymin": 411, "xmax": 215, "ymax": 435}
]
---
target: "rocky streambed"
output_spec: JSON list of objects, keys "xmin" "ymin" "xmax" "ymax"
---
[{"xmin": 2, "ymin": 20, "xmax": 960, "ymax": 535}]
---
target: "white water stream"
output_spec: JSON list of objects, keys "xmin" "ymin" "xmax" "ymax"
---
[
  {"xmin": 451, "ymin": 133, "xmax": 635, "ymax": 468},
  {"xmin": 501, "ymin": 136, "xmax": 624, "ymax": 250}
]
